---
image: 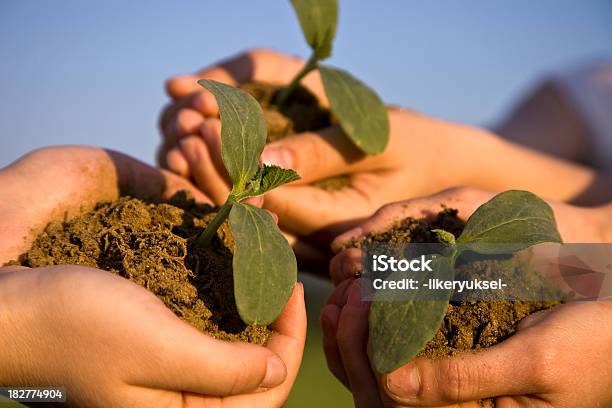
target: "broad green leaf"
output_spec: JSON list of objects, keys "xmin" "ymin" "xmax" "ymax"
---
[
  {"xmin": 249, "ymin": 164, "xmax": 301, "ymax": 196},
  {"xmin": 369, "ymin": 256, "xmax": 453, "ymax": 373},
  {"xmin": 229, "ymin": 203, "xmax": 297, "ymax": 325},
  {"xmin": 198, "ymin": 80, "xmax": 267, "ymax": 191},
  {"xmin": 456, "ymin": 190, "xmax": 562, "ymax": 254},
  {"xmin": 319, "ymin": 66, "xmax": 389, "ymax": 154},
  {"xmin": 290, "ymin": 0, "xmax": 338, "ymax": 59}
]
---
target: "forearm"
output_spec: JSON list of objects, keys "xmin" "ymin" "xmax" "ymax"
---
[{"xmin": 466, "ymin": 130, "xmax": 612, "ymax": 205}]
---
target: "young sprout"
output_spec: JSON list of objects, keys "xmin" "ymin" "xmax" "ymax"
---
[
  {"xmin": 369, "ymin": 190, "xmax": 563, "ymax": 373},
  {"xmin": 276, "ymin": 0, "xmax": 390, "ymax": 155},
  {"xmin": 196, "ymin": 79, "xmax": 300, "ymax": 326}
]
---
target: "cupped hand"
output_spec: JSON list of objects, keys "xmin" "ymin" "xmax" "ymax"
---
[
  {"xmin": 0, "ymin": 146, "xmax": 306, "ymax": 407},
  {"xmin": 0, "ymin": 266, "xmax": 305, "ymax": 408},
  {"xmin": 329, "ymin": 187, "xmax": 612, "ymax": 285},
  {"xmin": 0, "ymin": 145, "xmax": 210, "ymax": 264},
  {"xmin": 157, "ymin": 49, "xmax": 498, "ymax": 253},
  {"xmin": 321, "ymin": 279, "xmax": 612, "ymax": 408}
]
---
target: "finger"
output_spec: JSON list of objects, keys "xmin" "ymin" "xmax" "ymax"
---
[
  {"xmin": 159, "ymin": 98, "xmax": 207, "ymax": 148},
  {"xmin": 181, "ymin": 284, "xmax": 307, "ymax": 408},
  {"xmin": 260, "ymin": 126, "xmax": 396, "ymax": 185},
  {"xmin": 178, "ymin": 135, "xmax": 230, "ymax": 204},
  {"xmin": 198, "ymin": 118, "xmax": 229, "ymax": 185},
  {"xmin": 259, "ymin": 283, "xmax": 307, "ymax": 394},
  {"xmin": 382, "ymin": 336, "xmax": 547, "ymax": 406},
  {"xmin": 320, "ymin": 304, "xmax": 350, "ymax": 389},
  {"xmin": 330, "ymin": 187, "xmax": 489, "ymax": 252},
  {"xmin": 133, "ymin": 310, "xmax": 287, "ymax": 396},
  {"xmin": 166, "ymin": 48, "xmax": 326, "ymax": 103},
  {"xmin": 336, "ymin": 280, "xmax": 382, "ymax": 408},
  {"xmin": 330, "ymin": 248, "xmax": 363, "ymax": 285},
  {"xmin": 163, "ymin": 107, "xmax": 205, "ymax": 147},
  {"xmin": 516, "ymin": 308, "xmax": 554, "ymax": 331},
  {"xmin": 326, "ymin": 277, "xmax": 355, "ymax": 308},
  {"xmin": 331, "ymin": 200, "xmax": 436, "ymax": 252},
  {"xmin": 165, "ymin": 146, "xmax": 190, "ymax": 177}
]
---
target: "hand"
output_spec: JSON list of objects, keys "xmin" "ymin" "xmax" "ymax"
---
[
  {"xmin": 158, "ymin": 49, "xmax": 497, "ymax": 246},
  {"xmin": 159, "ymin": 49, "xmax": 609, "ymax": 257},
  {"xmin": 0, "ymin": 266, "xmax": 305, "ymax": 407},
  {"xmin": 0, "ymin": 145, "xmax": 210, "ymax": 263},
  {"xmin": 329, "ymin": 187, "xmax": 612, "ymax": 285},
  {"xmin": 0, "ymin": 146, "xmax": 307, "ymax": 407},
  {"xmin": 321, "ymin": 279, "xmax": 612, "ymax": 408}
]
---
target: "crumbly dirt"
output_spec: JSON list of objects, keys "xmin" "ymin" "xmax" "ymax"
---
[
  {"xmin": 354, "ymin": 208, "xmax": 562, "ymax": 408},
  {"xmin": 20, "ymin": 193, "xmax": 270, "ymax": 345},
  {"xmin": 241, "ymin": 81, "xmax": 351, "ymax": 191},
  {"xmin": 353, "ymin": 208, "xmax": 561, "ymax": 357}
]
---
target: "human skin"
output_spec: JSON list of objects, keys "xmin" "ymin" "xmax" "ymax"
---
[
  {"xmin": 157, "ymin": 49, "xmax": 612, "ymax": 261},
  {"xmin": 0, "ymin": 146, "xmax": 306, "ymax": 408},
  {"xmin": 322, "ymin": 187, "xmax": 612, "ymax": 408}
]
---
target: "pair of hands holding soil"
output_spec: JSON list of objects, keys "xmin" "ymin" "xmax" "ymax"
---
[
  {"xmin": 159, "ymin": 49, "xmax": 612, "ymax": 407},
  {"xmin": 0, "ymin": 147, "xmax": 305, "ymax": 407}
]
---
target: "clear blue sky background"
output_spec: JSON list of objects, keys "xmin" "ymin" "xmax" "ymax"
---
[{"xmin": 1, "ymin": 0, "xmax": 611, "ymax": 167}]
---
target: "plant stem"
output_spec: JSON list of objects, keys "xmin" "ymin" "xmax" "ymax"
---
[
  {"xmin": 275, "ymin": 53, "xmax": 319, "ymax": 107},
  {"xmin": 197, "ymin": 197, "xmax": 235, "ymax": 246}
]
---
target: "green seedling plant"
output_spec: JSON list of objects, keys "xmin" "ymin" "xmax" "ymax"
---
[
  {"xmin": 369, "ymin": 190, "xmax": 563, "ymax": 373},
  {"xmin": 196, "ymin": 79, "xmax": 300, "ymax": 326},
  {"xmin": 275, "ymin": 0, "xmax": 390, "ymax": 154}
]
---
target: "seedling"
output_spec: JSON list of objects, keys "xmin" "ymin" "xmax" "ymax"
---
[
  {"xmin": 275, "ymin": 0, "xmax": 389, "ymax": 154},
  {"xmin": 196, "ymin": 79, "xmax": 300, "ymax": 326},
  {"xmin": 369, "ymin": 190, "xmax": 563, "ymax": 373}
]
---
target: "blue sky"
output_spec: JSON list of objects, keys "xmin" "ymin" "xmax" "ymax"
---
[{"xmin": 1, "ymin": 0, "xmax": 611, "ymax": 166}]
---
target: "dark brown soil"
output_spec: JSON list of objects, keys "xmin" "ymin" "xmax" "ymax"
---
[
  {"xmin": 353, "ymin": 208, "xmax": 561, "ymax": 357},
  {"xmin": 241, "ymin": 81, "xmax": 351, "ymax": 191},
  {"xmin": 20, "ymin": 193, "xmax": 270, "ymax": 345}
]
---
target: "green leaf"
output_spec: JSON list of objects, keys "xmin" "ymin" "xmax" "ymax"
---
[
  {"xmin": 456, "ymin": 190, "xmax": 563, "ymax": 254},
  {"xmin": 229, "ymin": 203, "xmax": 297, "ymax": 325},
  {"xmin": 319, "ymin": 66, "xmax": 389, "ymax": 154},
  {"xmin": 248, "ymin": 164, "xmax": 301, "ymax": 196},
  {"xmin": 198, "ymin": 79, "xmax": 267, "ymax": 192},
  {"xmin": 369, "ymin": 256, "xmax": 453, "ymax": 373},
  {"xmin": 290, "ymin": 0, "xmax": 338, "ymax": 59}
]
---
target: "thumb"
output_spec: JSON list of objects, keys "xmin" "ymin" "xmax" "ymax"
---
[
  {"xmin": 380, "ymin": 335, "xmax": 544, "ymax": 406},
  {"xmin": 260, "ymin": 126, "xmax": 384, "ymax": 184},
  {"xmin": 140, "ymin": 313, "xmax": 288, "ymax": 396}
]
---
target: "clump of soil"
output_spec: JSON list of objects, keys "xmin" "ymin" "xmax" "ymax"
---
[
  {"xmin": 20, "ymin": 193, "xmax": 270, "ymax": 345},
  {"xmin": 241, "ymin": 81, "xmax": 351, "ymax": 191},
  {"xmin": 353, "ymin": 208, "xmax": 561, "ymax": 357}
]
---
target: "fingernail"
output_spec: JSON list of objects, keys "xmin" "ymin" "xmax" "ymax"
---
[
  {"xmin": 386, "ymin": 363, "xmax": 421, "ymax": 398},
  {"xmin": 261, "ymin": 146, "xmax": 293, "ymax": 169},
  {"xmin": 261, "ymin": 355, "xmax": 286, "ymax": 388},
  {"xmin": 335, "ymin": 227, "xmax": 363, "ymax": 247}
]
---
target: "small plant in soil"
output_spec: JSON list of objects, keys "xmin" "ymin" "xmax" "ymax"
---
[
  {"xmin": 22, "ymin": 81, "xmax": 300, "ymax": 343},
  {"xmin": 367, "ymin": 190, "xmax": 563, "ymax": 373},
  {"xmin": 195, "ymin": 80, "xmax": 300, "ymax": 325},
  {"xmin": 275, "ymin": 0, "xmax": 389, "ymax": 154}
]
